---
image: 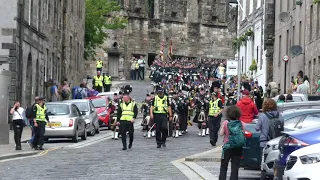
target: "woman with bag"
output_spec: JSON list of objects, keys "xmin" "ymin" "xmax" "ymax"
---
[
  {"xmin": 219, "ymin": 105, "xmax": 245, "ymax": 180},
  {"xmin": 10, "ymin": 101, "xmax": 25, "ymax": 150}
]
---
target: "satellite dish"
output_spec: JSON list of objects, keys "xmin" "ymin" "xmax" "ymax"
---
[
  {"xmin": 279, "ymin": 12, "xmax": 290, "ymax": 22},
  {"xmin": 290, "ymin": 45, "xmax": 303, "ymax": 56}
]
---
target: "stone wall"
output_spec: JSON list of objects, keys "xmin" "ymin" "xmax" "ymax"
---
[{"xmin": 85, "ymin": 0, "xmax": 236, "ymax": 79}]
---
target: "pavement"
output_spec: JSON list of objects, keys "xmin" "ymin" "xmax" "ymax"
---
[{"xmin": 0, "ymin": 80, "xmax": 262, "ymax": 179}]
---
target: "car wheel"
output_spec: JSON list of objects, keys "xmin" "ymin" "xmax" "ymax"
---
[
  {"xmin": 72, "ymin": 128, "xmax": 79, "ymax": 143},
  {"xmin": 89, "ymin": 124, "xmax": 96, "ymax": 136},
  {"xmin": 96, "ymin": 125, "xmax": 100, "ymax": 134},
  {"xmin": 81, "ymin": 128, "xmax": 87, "ymax": 140}
]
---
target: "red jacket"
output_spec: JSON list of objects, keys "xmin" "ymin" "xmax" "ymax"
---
[
  {"xmin": 236, "ymin": 96, "xmax": 258, "ymax": 123},
  {"xmin": 218, "ymin": 92, "xmax": 225, "ymax": 104}
]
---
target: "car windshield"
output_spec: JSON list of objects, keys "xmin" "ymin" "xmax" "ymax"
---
[
  {"xmin": 46, "ymin": 104, "xmax": 70, "ymax": 115},
  {"xmin": 91, "ymin": 98, "xmax": 106, "ymax": 108},
  {"xmin": 292, "ymin": 96, "xmax": 303, "ymax": 102},
  {"xmin": 72, "ymin": 102, "xmax": 89, "ymax": 112}
]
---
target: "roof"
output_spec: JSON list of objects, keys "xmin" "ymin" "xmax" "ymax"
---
[
  {"xmin": 62, "ymin": 99, "xmax": 89, "ymax": 103},
  {"xmin": 46, "ymin": 102, "xmax": 73, "ymax": 105},
  {"xmin": 85, "ymin": 96, "xmax": 105, "ymax": 100}
]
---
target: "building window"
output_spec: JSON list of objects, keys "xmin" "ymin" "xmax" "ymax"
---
[
  {"xmin": 71, "ymin": 0, "xmax": 74, "ymax": 14},
  {"xmin": 286, "ymin": 30, "xmax": 289, "ymax": 55},
  {"xmin": 292, "ymin": 0, "xmax": 296, "ymax": 9},
  {"xmin": 29, "ymin": 0, "xmax": 33, "ymax": 25},
  {"xmin": 148, "ymin": 0, "xmax": 155, "ymax": 19},
  {"xmin": 299, "ymin": 21, "xmax": 302, "ymax": 45},
  {"xmin": 317, "ymin": 4, "xmax": 320, "ymax": 37},
  {"xmin": 70, "ymin": 36, "xmax": 73, "ymax": 64},
  {"xmin": 310, "ymin": 5, "xmax": 313, "ymax": 42},
  {"xmin": 242, "ymin": 0, "xmax": 246, "ymax": 20},
  {"xmin": 278, "ymin": 35, "xmax": 282, "ymax": 66},
  {"xmin": 257, "ymin": 0, "xmax": 261, "ymax": 9},
  {"xmin": 292, "ymin": 25, "xmax": 295, "ymax": 45},
  {"xmin": 249, "ymin": 0, "xmax": 253, "ymax": 14},
  {"xmin": 287, "ymin": 0, "xmax": 290, "ymax": 11},
  {"xmin": 280, "ymin": 0, "xmax": 282, "ymax": 12}
]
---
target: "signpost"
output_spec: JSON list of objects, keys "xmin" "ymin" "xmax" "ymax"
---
[
  {"xmin": 282, "ymin": 55, "xmax": 289, "ymax": 93},
  {"xmin": 226, "ymin": 60, "xmax": 238, "ymax": 76}
]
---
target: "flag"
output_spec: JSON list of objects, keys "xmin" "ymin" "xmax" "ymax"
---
[
  {"xmin": 160, "ymin": 40, "xmax": 164, "ymax": 61},
  {"xmin": 168, "ymin": 40, "xmax": 173, "ymax": 58}
]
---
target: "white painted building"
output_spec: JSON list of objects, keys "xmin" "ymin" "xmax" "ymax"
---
[{"xmin": 235, "ymin": 0, "xmax": 274, "ymax": 89}]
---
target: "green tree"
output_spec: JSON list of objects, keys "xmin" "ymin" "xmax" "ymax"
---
[{"xmin": 85, "ymin": 0, "xmax": 127, "ymax": 59}]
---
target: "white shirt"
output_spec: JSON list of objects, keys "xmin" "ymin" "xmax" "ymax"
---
[
  {"xmin": 138, "ymin": 59, "xmax": 145, "ymax": 67},
  {"xmin": 12, "ymin": 107, "xmax": 25, "ymax": 120}
]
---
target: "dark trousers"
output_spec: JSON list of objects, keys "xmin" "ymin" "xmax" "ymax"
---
[
  {"xmin": 154, "ymin": 114, "xmax": 168, "ymax": 145},
  {"xmin": 12, "ymin": 119, "xmax": 24, "ymax": 148},
  {"xmin": 168, "ymin": 120, "xmax": 173, "ymax": 137},
  {"xmin": 95, "ymin": 86, "xmax": 103, "ymax": 93},
  {"xmin": 179, "ymin": 111, "xmax": 187, "ymax": 131},
  {"xmin": 119, "ymin": 120, "xmax": 134, "ymax": 148},
  {"xmin": 139, "ymin": 67, "xmax": 144, "ymax": 80},
  {"xmin": 104, "ymin": 84, "xmax": 111, "ymax": 92},
  {"xmin": 208, "ymin": 116, "xmax": 221, "ymax": 144},
  {"xmin": 33, "ymin": 121, "xmax": 46, "ymax": 147},
  {"xmin": 131, "ymin": 70, "xmax": 136, "ymax": 80},
  {"xmin": 219, "ymin": 148, "xmax": 242, "ymax": 180}
]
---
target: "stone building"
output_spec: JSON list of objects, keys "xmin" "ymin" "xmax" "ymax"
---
[
  {"xmin": 273, "ymin": 0, "xmax": 305, "ymax": 93},
  {"xmin": 305, "ymin": 1, "xmax": 320, "ymax": 93},
  {"xmin": 236, "ymin": 0, "xmax": 275, "ymax": 90},
  {"xmin": 0, "ymin": 0, "xmax": 85, "ymax": 106},
  {"xmin": 85, "ymin": 0, "xmax": 237, "ymax": 79}
]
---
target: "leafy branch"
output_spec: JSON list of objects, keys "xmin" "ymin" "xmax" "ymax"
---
[
  {"xmin": 231, "ymin": 29, "xmax": 254, "ymax": 52},
  {"xmin": 85, "ymin": 0, "xmax": 128, "ymax": 59},
  {"xmin": 313, "ymin": 0, "xmax": 320, "ymax": 4}
]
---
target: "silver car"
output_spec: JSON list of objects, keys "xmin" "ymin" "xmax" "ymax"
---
[
  {"xmin": 63, "ymin": 99, "xmax": 100, "ymax": 136},
  {"xmin": 44, "ymin": 102, "xmax": 87, "ymax": 143}
]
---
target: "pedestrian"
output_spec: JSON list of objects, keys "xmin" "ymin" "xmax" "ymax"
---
[
  {"xmin": 138, "ymin": 55, "xmax": 146, "ymax": 80},
  {"xmin": 61, "ymin": 81, "xmax": 71, "ymax": 100},
  {"xmin": 96, "ymin": 59, "xmax": 103, "ymax": 72},
  {"xmin": 207, "ymin": 92, "xmax": 224, "ymax": 146},
  {"xmin": 277, "ymin": 94, "xmax": 285, "ymax": 104},
  {"xmin": 50, "ymin": 81, "xmax": 59, "ymax": 102},
  {"xmin": 25, "ymin": 96, "xmax": 40, "ymax": 148},
  {"xmin": 255, "ymin": 98, "xmax": 284, "ymax": 179},
  {"xmin": 286, "ymin": 94, "xmax": 294, "ymax": 102},
  {"xmin": 236, "ymin": 89, "xmax": 258, "ymax": 123},
  {"xmin": 32, "ymin": 97, "xmax": 50, "ymax": 150},
  {"xmin": 10, "ymin": 101, "xmax": 25, "ymax": 150},
  {"xmin": 130, "ymin": 57, "xmax": 137, "ymax": 80},
  {"xmin": 219, "ymin": 105, "xmax": 245, "ymax": 180},
  {"xmin": 150, "ymin": 88, "xmax": 173, "ymax": 148},
  {"xmin": 117, "ymin": 92, "xmax": 138, "ymax": 150},
  {"xmin": 93, "ymin": 71, "xmax": 104, "ymax": 93},
  {"xmin": 104, "ymin": 72, "xmax": 112, "ymax": 92}
]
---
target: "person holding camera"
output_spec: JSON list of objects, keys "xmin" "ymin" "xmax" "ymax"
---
[{"xmin": 10, "ymin": 101, "xmax": 25, "ymax": 150}]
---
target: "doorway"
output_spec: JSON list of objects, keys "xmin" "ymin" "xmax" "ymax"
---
[
  {"xmin": 108, "ymin": 54, "xmax": 119, "ymax": 77},
  {"xmin": 148, "ymin": 53, "xmax": 156, "ymax": 67}
]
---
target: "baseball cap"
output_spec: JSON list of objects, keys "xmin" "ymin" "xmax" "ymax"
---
[{"xmin": 242, "ymin": 90, "xmax": 250, "ymax": 96}]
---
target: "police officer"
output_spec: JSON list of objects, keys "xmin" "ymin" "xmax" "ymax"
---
[
  {"xmin": 96, "ymin": 59, "xmax": 103, "ymax": 72},
  {"xmin": 32, "ymin": 97, "xmax": 49, "ymax": 150},
  {"xmin": 117, "ymin": 92, "xmax": 138, "ymax": 150},
  {"xmin": 150, "ymin": 88, "xmax": 173, "ymax": 148},
  {"xmin": 93, "ymin": 71, "xmax": 103, "ymax": 93},
  {"xmin": 207, "ymin": 92, "xmax": 223, "ymax": 146},
  {"xmin": 104, "ymin": 72, "xmax": 112, "ymax": 92}
]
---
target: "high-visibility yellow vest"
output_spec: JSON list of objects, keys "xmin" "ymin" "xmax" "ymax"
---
[
  {"xmin": 104, "ymin": 76, "xmax": 112, "ymax": 85},
  {"xmin": 94, "ymin": 75, "xmax": 103, "ymax": 87},
  {"xmin": 35, "ymin": 104, "xmax": 47, "ymax": 122},
  {"xmin": 208, "ymin": 99, "xmax": 221, "ymax": 116},
  {"xmin": 120, "ymin": 102, "xmax": 135, "ymax": 121},
  {"xmin": 96, "ymin": 61, "xmax": 103, "ymax": 68},
  {"xmin": 135, "ymin": 63, "xmax": 139, "ymax": 69},
  {"xmin": 153, "ymin": 95, "xmax": 168, "ymax": 114}
]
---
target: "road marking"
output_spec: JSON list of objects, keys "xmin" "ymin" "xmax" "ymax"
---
[
  {"xmin": 171, "ymin": 158, "xmax": 204, "ymax": 180},
  {"xmin": 184, "ymin": 161, "xmax": 218, "ymax": 180}
]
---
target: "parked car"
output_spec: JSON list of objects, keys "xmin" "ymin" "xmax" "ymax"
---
[
  {"xmin": 275, "ymin": 125, "xmax": 320, "ymax": 179},
  {"xmin": 283, "ymin": 143, "xmax": 320, "ymax": 180},
  {"xmin": 261, "ymin": 109, "xmax": 320, "ymax": 177},
  {"xmin": 96, "ymin": 92, "xmax": 118, "ymax": 97},
  {"xmin": 272, "ymin": 93, "xmax": 307, "ymax": 102},
  {"xmin": 63, "ymin": 99, "xmax": 100, "ymax": 136},
  {"xmin": 86, "ymin": 96, "xmax": 112, "ymax": 128},
  {"xmin": 241, "ymin": 108, "xmax": 320, "ymax": 169},
  {"xmin": 44, "ymin": 102, "xmax": 87, "ymax": 143}
]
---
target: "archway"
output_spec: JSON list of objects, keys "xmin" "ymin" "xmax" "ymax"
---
[
  {"xmin": 26, "ymin": 53, "xmax": 32, "ymax": 106},
  {"xmin": 148, "ymin": 53, "xmax": 156, "ymax": 67}
]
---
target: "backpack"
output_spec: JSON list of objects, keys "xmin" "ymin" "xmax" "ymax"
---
[
  {"xmin": 223, "ymin": 120, "xmax": 246, "ymax": 150},
  {"xmin": 61, "ymin": 89, "xmax": 68, "ymax": 99},
  {"xmin": 25, "ymin": 106, "xmax": 34, "ymax": 119},
  {"xmin": 75, "ymin": 89, "xmax": 83, "ymax": 99},
  {"xmin": 264, "ymin": 112, "xmax": 283, "ymax": 140}
]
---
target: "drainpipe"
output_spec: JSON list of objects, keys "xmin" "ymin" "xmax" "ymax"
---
[{"xmin": 18, "ymin": 0, "xmax": 24, "ymax": 103}]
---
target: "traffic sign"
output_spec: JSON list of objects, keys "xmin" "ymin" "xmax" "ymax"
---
[{"xmin": 282, "ymin": 55, "xmax": 289, "ymax": 62}]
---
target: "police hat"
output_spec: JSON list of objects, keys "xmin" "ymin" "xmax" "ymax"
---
[
  {"xmin": 119, "ymin": 91, "xmax": 123, "ymax": 95},
  {"xmin": 150, "ymin": 92, "xmax": 155, "ymax": 95},
  {"xmin": 123, "ymin": 91, "xmax": 130, "ymax": 96},
  {"xmin": 38, "ymin": 97, "xmax": 46, "ymax": 101},
  {"xmin": 157, "ymin": 88, "xmax": 164, "ymax": 93},
  {"xmin": 113, "ymin": 93, "xmax": 118, "ymax": 96},
  {"xmin": 211, "ymin": 92, "xmax": 218, "ymax": 97},
  {"xmin": 146, "ymin": 93, "xmax": 150, "ymax": 96}
]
